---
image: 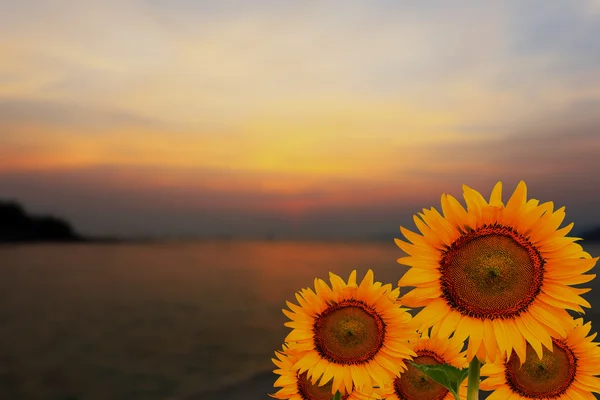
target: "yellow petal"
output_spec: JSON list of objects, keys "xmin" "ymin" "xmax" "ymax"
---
[
  {"xmin": 398, "ymin": 267, "xmax": 440, "ymax": 287},
  {"xmin": 356, "ymin": 269, "xmax": 374, "ymax": 298},
  {"xmin": 411, "ymin": 298, "xmax": 451, "ymax": 331},
  {"xmin": 482, "ymin": 319, "xmax": 498, "ymax": 363},
  {"xmin": 319, "ymin": 362, "xmax": 337, "ymax": 387},
  {"xmin": 548, "ymin": 273, "xmax": 596, "ymax": 286},
  {"xmin": 349, "ymin": 364, "xmax": 364, "ymax": 390},
  {"xmin": 400, "ymin": 286, "xmax": 442, "ymax": 307},
  {"xmin": 331, "ymin": 370, "xmax": 344, "ymax": 394},
  {"xmin": 504, "ymin": 319, "xmax": 527, "ymax": 364},
  {"xmin": 401, "ymin": 226, "xmax": 427, "ymax": 245},
  {"xmin": 463, "ymin": 184, "xmax": 489, "ymax": 212},
  {"xmin": 441, "ymin": 193, "xmax": 469, "ymax": 226},
  {"xmin": 492, "ymin": 319, "xmax": 510, "ymax": 357},
  {"xmin": 529, "ymin": 303, "xmax": 567, "ymax": 338},
  {"xmin": 505, "ymin": 180, "xmax": 528, "ymax": 212},
  {"xmin": 314, "ymin": 278, "xmax": 333, "ymax": 299},
  {"xmin": 453, "ymin": 314, "xmax": 473, "ymax": 344},
  {"xmin": 438, "ymin": 311, "xmax": 462, "ymax": 339},
  {"xmin": 343, "ymin": 366, "xmax": 353, "ymax": 394},
  {"xmin": 466, "ymin": 319, "xmax": 483, "ymax": 361},
  {"xmin": 489, "ymin": 181, "xmax": 503, "ymax": 206},
  {"xmin": 476, "ymin": 337, "xmax": 487, "ymax": 362},
  {"xmin": 396, "ymin": 256, "xmax": 439, "ymax": 269},
  {"xmin": 329, "ymin": 272, "xmax": 347, "ymax": 291},
  {"xmin": 347, "ymin": 270, "xmax": 357, "ymax": 287},
  {"xmin": 542, "ymin": 281, "xmax": 591, "ymax": 308},
  {"xmin": 486, "ymin": 387, "xmax": 514, "ymax": 400},
  {"xmin": 310, "ymin": 359, "xmax": 328, "ymax": 384}
]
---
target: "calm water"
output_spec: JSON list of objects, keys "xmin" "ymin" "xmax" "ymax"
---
[
  {"xmin": 0, "ymin": 240, "xmax": 411, "ymax": 400},
  {"xmin": 1, "ymin": 240, "xmax": 599, "ymax": 400}
]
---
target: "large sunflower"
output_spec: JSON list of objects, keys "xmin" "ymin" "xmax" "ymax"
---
[
  {"xmin": 480, "ymin": 318, "xmax": 600, "ymax": 399},
  {"xmin": 378, "ymin": 332, "xmax": 468, "ymax": 400},
  {"xmin": 282, "ymin": 270, "xmax": 416, "ymax": 395},
  {"xmin": 396, "ymin": 181, "xmax": 597, "ymax": 363},
  {"xmin": 270, "ymin": 344, "xmax": 381, "ymax": 400}
]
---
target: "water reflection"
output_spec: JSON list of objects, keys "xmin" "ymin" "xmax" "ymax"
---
[
  {"xmin": 1, "ymin": 240, "xmax": 597, "ymax": 399},
  {"xmin": 0, "ymin": 240, "xmax": 406, "ymax": 400}
]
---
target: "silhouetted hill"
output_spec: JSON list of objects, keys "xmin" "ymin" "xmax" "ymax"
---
[
  {"xmin": 0, "ymin": 200, "xmax": 83, "ymax": 242},
  {"xmin": 581, "ymin": 226, "xmax": 600, "ymax": 242}
]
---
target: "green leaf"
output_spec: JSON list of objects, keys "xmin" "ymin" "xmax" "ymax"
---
[
  {"xmin": 332, "ymin": 391, "xmax": 342, "ymax": 400},
  {"xmin": 409, "ymin": 362, "xmax": 469, "ymax": 400}
]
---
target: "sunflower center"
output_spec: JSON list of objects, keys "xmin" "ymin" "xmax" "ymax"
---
[
  {"xmin": 439, "ymin": 224, "xmax": 545, "ymax": 319},
  {"xmin": 394, "ymin": 350, "xmax": 449, "ymax": 400},
  {"xmin": 296, "ymin": 371, "xmax": 350, "ymax": 400},
  {"xmin": 313, "ymin": 299, "xmax": 386, "ymax": 365},
  {"xmin": 504, "ymin": 339, "xmax": 577, "ymax": 398}
]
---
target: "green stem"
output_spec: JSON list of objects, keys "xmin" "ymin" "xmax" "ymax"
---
[
  {"xmin": 466, "ymin": 357, "xmax": 481, "ymax": 400},
  {"xmin": 332, "ymin": 391, "xmax": 342, "ymax": 400}
]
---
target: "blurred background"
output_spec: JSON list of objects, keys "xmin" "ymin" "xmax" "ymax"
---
[{"xmin": 1, "ymin": 1, "xmax": 600, "ymax": 399}]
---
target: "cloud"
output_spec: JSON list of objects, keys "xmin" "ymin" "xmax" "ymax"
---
[
  {"xmin": 2, "ymin": 0, "xmax": 598, "ymax": 130},
  {"xmin": 1, "ymin": 1, "xmax": 600, "ymax": 237},
  {"xmin": 0, "ymin": 99, "xmax": 162, "ymax": 131}
]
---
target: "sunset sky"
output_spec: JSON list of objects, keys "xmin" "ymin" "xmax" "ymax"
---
[{"xmin": 1, "ymin": 1, "xmax": 600, "ymax": 239}]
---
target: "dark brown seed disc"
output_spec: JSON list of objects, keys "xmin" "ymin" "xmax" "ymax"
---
[
  {"xmin": 296, "ymin": 371, "xmax": 350, "ymax": 400},
  {"xmin": 504, "ymin": 338, "xmax": 577, "ymax": 398},
  {"xmin": 393, "ymin": 350, "xmax": 449, "ymax": 400},
  {"xmin": 313, "ymin": 299, "xmax": 386, "ymax": 365},
  {"xmin": 439, "ymin": 224, "xmax": 545, "ymax": 319}
]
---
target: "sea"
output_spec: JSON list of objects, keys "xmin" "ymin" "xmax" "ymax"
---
[{"xmin": 0, "ymin": 240, "xmax": 599, "ymax": 400}]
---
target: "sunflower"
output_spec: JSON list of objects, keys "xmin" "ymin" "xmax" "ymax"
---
[
  {"xmin": 480, "ymin": 318, "xmax": 600, "ymax": 399},
  {"xmin": 396, "ymin": 181, "xmax": 597, "ymax": 363},
  {"xmin": 270, "ymin": 344, "xmax": 381, "ymax": 400},
  {"xmin": 282, "ymin": 270, "xmax": 417, "ymax": 395},
  {"xmin": 378, "ymin": 332, "xmax": 468, "ymax": 400}
]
